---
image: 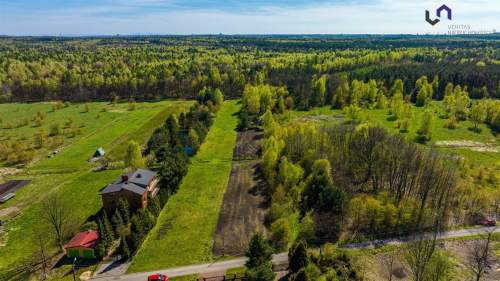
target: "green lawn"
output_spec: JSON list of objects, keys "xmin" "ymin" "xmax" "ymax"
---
[
  {"xmin": 128, "ymin": 100, "xmax": 240, "ymax": 273},
  {"xmin": 0, "ymin": 100, "xmax": 191, "ymax": 271}
]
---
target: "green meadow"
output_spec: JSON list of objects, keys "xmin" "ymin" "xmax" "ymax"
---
[
  {"xmin": 288, "ymin": 102, "xmax": 499, "ymax": 166},
  {"xmin": 0, "ymin": 100, "xmax": 192, "ymax": 271},
  {"xmin": 128, "ymin": 100, "xmax": 240, "ymax": 272}
]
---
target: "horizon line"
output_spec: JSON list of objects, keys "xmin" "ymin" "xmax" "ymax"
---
[{"xmin": 1, "ymin": 33, "xmax": 499, "ymax": 38}]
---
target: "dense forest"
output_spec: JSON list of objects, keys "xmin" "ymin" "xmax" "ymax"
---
[{"xmin": 0, "ymin": 35, "xmax": 499, "ymax": 103}]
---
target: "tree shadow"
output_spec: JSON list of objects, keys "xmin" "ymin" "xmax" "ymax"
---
[
  {"xmin": 468, "ymin": 127, "xmax": 482, "ymax": 134},
  {"xmin": 386, "ymin": 115, "xmax": 398, "ymax": 122}
]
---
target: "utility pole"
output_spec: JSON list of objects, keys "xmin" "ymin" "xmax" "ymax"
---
[{"xmin": 72, "ymin": 257, "xmax": 77, "ymax": 281}]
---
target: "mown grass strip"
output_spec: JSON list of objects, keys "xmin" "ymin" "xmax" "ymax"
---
[{"xmin": 128, "ymin": 100, "xmax": 240, "ymax": 272}]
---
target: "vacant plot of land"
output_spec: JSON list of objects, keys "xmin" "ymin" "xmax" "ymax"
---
[
  {"xmin": 128, "ymin": 101, "xmax": 240, "ymax": 273},
  {"xmin": 232, "ymin": 130, "xmax": 263, "ymax": 160},
  {"xmin": 213, "ymin": 129, "xmax": 267, "ymax": 257},
  {"xmin": 0, "ymin": 101, "xmax": 191, "ymax": 271},
  {"xmin": 212, "ymin": 160, "xmax": 268, "ymax": 257}
]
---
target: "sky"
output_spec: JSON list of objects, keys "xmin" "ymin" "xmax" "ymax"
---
[{"xmin": 0, "ymin": 0, "xmax": 499, "ymax": 35}]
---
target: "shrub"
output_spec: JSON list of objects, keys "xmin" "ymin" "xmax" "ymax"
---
[
  {"xmin": 245, "ymin": 263, "xmax": 275, "ymax": 281},
  {"xmin": 444, "ymin": 116, "xmax": 458, "ymax": 129},
  {"xmin": 49, "ymin": 123, "xmax": 61, "ymax": 136},
  {"xmin": 271, "ymin": 218, "xmax": 290, "ymax": 250},
  {"xmin": 297, "ymin": 213, "xmax": 315, "ymax": 243},
  {"xmin": 79, "ymin": 221, "xmax": 98, "ymax": 232},
  {"xmin": 128, "ymin": 102, "xmax": 136, "ymax": 111}
]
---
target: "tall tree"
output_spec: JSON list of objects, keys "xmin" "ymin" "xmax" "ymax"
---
[
  {"xmin": 41, "ymin": 194, "xmax": 74, "ymax": 251},
  {"xmin": 469, "ymin": 103, "xmax": 486, "ymax": 132},
  {"xmin": 466, "ymin": 230, "xmax": 496, "ymax": 281},
  {"xmin": 124, "ymin": 140, "xmax": 145, "ymax": 170},
  {"xmin": 288, "ymin": 241, "xmax": 309, "ymax": 274},
  {"xmin": 245, "ymin": 233, "xmax": 274, "ymax": 268}
]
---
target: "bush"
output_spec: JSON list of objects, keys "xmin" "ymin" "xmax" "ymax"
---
[
  {"xmin": 128, "ymin": 102, "xmax": 136, "ymax": 111},
  {"xmin": 444, "ymin": 116, "xmax": 458, "ymax": 129},
  {"xmin": 79, "ymin": 221, "xmax": 98, "ymax": 232},
  {"xmin": 416, "ymin": 111, "xmax": 433, "ymax": 143},
  {"xmin": 399, "ymin": 119, "xmax": 409, "ymax": 133},
  {"xmin": 297, "ymin": 213, "xmax": 315, "ymax": 243},
  {"xmin": 271, "ymin": 218, "xmax": 290, "ymax": 250},
  {"xmin": 49, "ymin": 123, "xmax": 61, "ymax": 136},
  {"xmin": 245, "ymin": 263, "xmax": 275, "ymax": 281},
  {"xmin": 290, "ymin": 264, "xmax": 321, "ymax": 281}
]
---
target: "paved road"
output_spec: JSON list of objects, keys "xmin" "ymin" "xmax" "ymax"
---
[
  {"xmin": 92, "ymin": 253, "xmax": 288, "ymax": 281},
  {"xmin": 92, "ymin": 226, "xmax": 498, "ymax": 281},
  {"xmin": 342, "ymin": 226, "xmax": 500, "ymax": 249}
]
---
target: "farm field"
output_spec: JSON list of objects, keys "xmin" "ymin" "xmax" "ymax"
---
[
  {"xmin": 0, "ymin": 100, "xmax": 192, "ymax": 271},
  {"xmin": 213, "ymin": 129, "xmax": 268, "ymax": 257},
  {"xmin": 212, "ymin": 160, "xmax": 268, "ymax": 257},
  {"xmin": 128, "ymin": 100, "xmax": 240, "ymax": 273}
]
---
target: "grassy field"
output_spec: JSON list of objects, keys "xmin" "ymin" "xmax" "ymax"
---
[
  {"xmin": 0, "ymin": 100, "xmax": 192, "ymax": 271},
  {"xmin": 288, "ymin": 102, "xmax": 499, "ymax": 166},
  {"xmin": 128, "ymin": 100, "xmax": 240, "ymax": 273}
]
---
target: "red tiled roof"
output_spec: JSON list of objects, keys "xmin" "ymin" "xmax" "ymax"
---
[{"xmin": 64, "ymin": 231, "xmax": 99, "ymax": 249}]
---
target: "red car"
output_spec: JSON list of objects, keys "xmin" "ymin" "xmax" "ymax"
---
[
  {"xmin": 148, "ymin": 274, "xmax": 169, "ymax": 281},
  {"xmin": 479, "ymin": 219, "xmax": 496, "ymax": 227}
]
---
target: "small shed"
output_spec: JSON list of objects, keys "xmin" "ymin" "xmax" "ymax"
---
[
  {"xmin": 64, "ymin": 231, "xmax": 99, "ymax": 259},
  {"xmin": 184, "ymin": 146, "xmax": 195, "ymax": 156},
  {"xmin": 93, "ymin": 148, "xmax": 105, "ymax": 158}
]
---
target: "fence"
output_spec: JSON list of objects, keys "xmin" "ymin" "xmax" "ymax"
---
[{"xmin": 197, "ymin": 273, "xmax": 246, "ymax": 281}]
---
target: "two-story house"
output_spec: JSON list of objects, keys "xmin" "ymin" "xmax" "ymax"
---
[{"xmin": 100, "ymin": 168, "xmax": 159, "ymax": 215}]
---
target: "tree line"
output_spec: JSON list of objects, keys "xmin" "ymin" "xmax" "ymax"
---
[
  {"xmin": 96, "ymin": 87, "xmax": 225, "ymax": 260},
  {"xmin": 1, "ymin": 37, "xmax": 498, "ymax": 104}
]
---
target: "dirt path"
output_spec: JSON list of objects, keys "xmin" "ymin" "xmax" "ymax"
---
[
  {"xmin": 212, "ymin": 130, "xmax": 268, "ymax": 257},
  {"xmin": 435, "ymin": 140, "xmax": 499, "ymax": 153}
]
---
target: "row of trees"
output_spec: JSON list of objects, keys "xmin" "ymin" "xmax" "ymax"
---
[
  {"xmin": 108, "ymin": 88, "xmax": 225, "ymax": 260},
  {"xmin": 95, "ymin": 198, "xmax": 161, "ymax": 260}
]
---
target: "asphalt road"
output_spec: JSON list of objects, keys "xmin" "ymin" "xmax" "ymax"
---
[{"xmin": 91, "ymin": 226, "xmax": 498, "ymax": 281}]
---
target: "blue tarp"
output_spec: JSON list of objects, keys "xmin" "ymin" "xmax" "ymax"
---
[{"xmin": 184, "ymin": 146, "xmax": 195, "ymax": 156}]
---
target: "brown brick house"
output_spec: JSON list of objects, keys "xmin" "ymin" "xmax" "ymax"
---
[{"xmin": 101, "ymin": 169, "xmax": 159, "ymax": 214}]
